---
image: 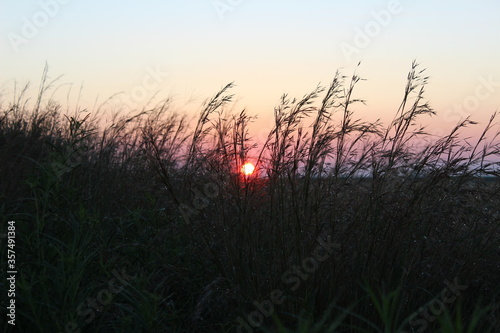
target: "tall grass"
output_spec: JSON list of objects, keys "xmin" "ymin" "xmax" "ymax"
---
[{"xmin": 0, "ymin": 62, "xmax": 499, "ymax": 332}]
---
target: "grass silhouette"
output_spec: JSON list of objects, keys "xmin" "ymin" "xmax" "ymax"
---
[{"xmin": 1, "ymin": 62, "xmax": 499, "ymax": 332}]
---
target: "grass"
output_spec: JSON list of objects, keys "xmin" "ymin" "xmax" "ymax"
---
[{"xmin": 0, "ymin": 61, "xmax": 499, "ymax": 332}]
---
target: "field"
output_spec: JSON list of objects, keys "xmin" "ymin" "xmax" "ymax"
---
[{"xmin": 1, "ymin": 63, "xmax": 499, "ymax": 332}]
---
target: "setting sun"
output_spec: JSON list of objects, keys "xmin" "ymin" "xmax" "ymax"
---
[{"xmin": 241, "ymin": 162, "xmax": 255, "ymax": 176}]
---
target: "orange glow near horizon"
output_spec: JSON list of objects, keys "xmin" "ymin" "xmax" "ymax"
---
[{"xmin": 241, "ymin": 162, "xmax": 255, "ymax": 176}]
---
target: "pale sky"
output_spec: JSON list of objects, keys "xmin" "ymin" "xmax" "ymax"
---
[{"xmin": 1, "ymin": 0, "xmax": 499, "ymax": 140}]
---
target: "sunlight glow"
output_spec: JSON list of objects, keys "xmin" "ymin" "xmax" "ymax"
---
[{"xmin": 241, "ymin": 162, "xmax": 255, "ymax": 176}]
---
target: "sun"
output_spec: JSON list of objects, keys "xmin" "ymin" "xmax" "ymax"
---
[{"xmin": 241, "ymin": 162, "xmax": 255, "ymax": 176}]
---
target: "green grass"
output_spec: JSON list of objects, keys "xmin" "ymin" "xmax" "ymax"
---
[{"xmin": 1, "ymin": 61, "xmax": 499, "ymax": 332}]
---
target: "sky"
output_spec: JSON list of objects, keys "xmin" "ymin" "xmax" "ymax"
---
[{"xmin": 1, "ymin": 0, "xmax": 500, "ymax": 143}]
